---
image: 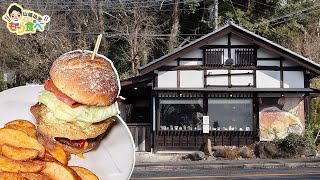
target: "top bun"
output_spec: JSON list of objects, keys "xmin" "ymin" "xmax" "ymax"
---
[{"xmin": 50, "ymin": 50, "xmax": 120, "ymax": 106}]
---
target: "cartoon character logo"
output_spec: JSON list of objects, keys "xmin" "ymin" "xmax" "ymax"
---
[
  {"xmin": 2, "ymin": 3, "xmax": 50, "ymax": 35},
  {"xmin": 9, "ymin": 4, "xmax": 22, "ymax": 27}
]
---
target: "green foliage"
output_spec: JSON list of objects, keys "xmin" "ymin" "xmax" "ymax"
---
[
  {"xmin": 310, "ymin": 78, "xmax": 320, "ymax": 137},
  {"xmin": 275, "ymin": 126, "xmax": 315, "ymax": 155},
  {"xmin": 275, "ymin": 134, "xmax": 309, "ymax": 154},
  {"xmin": 184, "ymin": 0, "xmax": 200, "ymax": 13}
]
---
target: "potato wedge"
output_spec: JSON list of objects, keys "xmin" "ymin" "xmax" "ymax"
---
[
  {"xmin": 0, "ymin": 155, "xmax": 45, "ymax": 173},
  {"xmin": 46, "ymin": 144, "xmax": 68, "ymax": 165},
  {"xmin": 40, "ymin": 152, "xmax": 58, "ymax": 163},
  {"xmin": 66, "ymin": 151, "xmax": 71, "ymax": 160},
  {"xmin": 41, "ymin": 161, "xmax": 81, "ymax": 180},
  {"xmin": 1, "ymin": 144, "xmax": 39, "ymax": 161},
  {"xmin": 4, "ymin": 124, "xmax": 37, "ymax": 139},
  {"xmin": 4, "ymin": 119, "xmax": 36, "ymax": 128},
  {"xmin": 20, "ymin": 172, "xmax": 52, "ymax": 180},
  {"xmin": 0, "ymin": 172, "xmax": 27, "ymax": 180},
  {"xmin": 0, "ymin": 128, "xmax": 45, "ymax": 158},
  {"xmin": 71, "ymin": 166, "xmax": 99, "ymax": 180}
]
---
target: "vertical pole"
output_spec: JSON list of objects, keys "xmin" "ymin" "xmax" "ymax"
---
[
  {"xmin": 209, "ymin": 0, "xmax": 219, "ymax": 30},
  {"xmin": 214, "ymin": 0, "xmax": 218, "ymax": 30}
]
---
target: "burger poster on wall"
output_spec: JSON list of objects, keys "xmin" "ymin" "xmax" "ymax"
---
[
  {"xmin": 259, "ymin": 97, "xmax": 304, "ymax": 141},
  {"xmin": 2, "ymin": 3, "xmax": 50, "ymax": 35}
]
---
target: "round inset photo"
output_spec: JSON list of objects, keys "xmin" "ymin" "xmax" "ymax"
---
[{"xmin": 0, "ymin": 85, "xmax": 135, "ymax": 180}]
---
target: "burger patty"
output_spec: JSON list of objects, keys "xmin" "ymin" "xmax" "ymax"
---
[{"xmin": 55, "ymin": 133, "xmax": 105, "ymax": 149}]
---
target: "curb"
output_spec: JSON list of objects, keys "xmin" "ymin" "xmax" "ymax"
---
[{"xmin": 134, "ymin": 162, "xmax": 320, "ymax": 171}]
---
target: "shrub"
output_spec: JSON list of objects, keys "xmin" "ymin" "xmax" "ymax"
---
[{"xmin": 275, "ymin": 133, "xmax": 314, "ymax": 155}]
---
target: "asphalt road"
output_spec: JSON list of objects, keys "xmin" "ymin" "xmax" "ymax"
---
[{"xmin": 131, "ymin": 167, "xmax": 320, "ymax": 180}]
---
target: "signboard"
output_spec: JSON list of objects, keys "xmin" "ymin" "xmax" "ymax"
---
[
  {"xmin": 259, "ymin": 97, "xmax": 304, "ymax": 141},
  {"xmin": 2, "ymin": 3, "xmax": 50, "ymax": 35},
  {"xmin": 202, "ymin": 116, "xmax": 209, "ymax": 134},
  {"xmin": 203, "ymin": 124, "xmax": 209, "ymax": 133},
  {"xmin": 203, "ymin": 116, "xmax": 210, "ymax": 124}
]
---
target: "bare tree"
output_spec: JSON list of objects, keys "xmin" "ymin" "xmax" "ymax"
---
[{"xmin": 104, "ymin": 0, "xmax": 163, "ymax": 77}]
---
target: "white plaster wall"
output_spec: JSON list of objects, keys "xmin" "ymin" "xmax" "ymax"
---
[
  {"xmin": 283, "ymin": 60, "xmax": 298, "ymax": 67},
  {"xmin": 257, "ymin": 60, "xmax": 280, "ymax": 66},
  {"xmin": 207, "ymin": 76, "xmax": 228, "ymax": 86},
  {"xmin": 180, "ymin": 70, "xmax": 204, "ymax": 88},
  {"xmin": 157, "ymin": 71, "xmax": 177, "ymax": 88},
  {"xmin": 180, "ymin": 49, "xmax": 203, "ymax": 58},
  {"xmin": 283, "ymin": 71, "xmax": 304, "ymax": 88},
  {"xmin": 208, "ymin": 35, "xmax": 228, "ymax": 45},
  {"xmin": 207, "ymin": 70, "xmax": 228, "ymax": 75},
  {"xmin": 231, "ymin": 70, "xmax": 253, "ymax": 74},
  {"xmin": 231, "ymin": 70, "xmax": 253, "ymax": 86},
  {"xmin": 231, "ymin": 35, "xmax": 252, "ymax": 45},
  {"xmin": 180, "ymin": 60, "xmax": 203, "ymax": 66},
  {"xmin": 257, "ymin": 48, "xmax": 279, "ymax": 58},
  {"xmin": 166, "ymin": 61, "xmax": 178, "ymax": 66},
  {"xmin": 231, "ymin": 75, "xmax": 253, "ymax": 86},
  {"xmin": 256, "ymin": 70, "xmax": 281, "ymax": 88}
]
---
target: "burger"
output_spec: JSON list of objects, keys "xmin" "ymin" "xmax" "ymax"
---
[{"xmin": 31, "ymin": 50, "xmax": 120, "ymax": 155}]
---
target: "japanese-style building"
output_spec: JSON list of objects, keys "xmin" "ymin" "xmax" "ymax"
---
[{"xmin": 120, "ymin": 22, "xmax": 320, "ymax": 152}]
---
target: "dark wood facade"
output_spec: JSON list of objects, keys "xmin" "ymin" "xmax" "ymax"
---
[{"xmin": 155, "ymin": 130, "xmax": 255, "ymax": 151}]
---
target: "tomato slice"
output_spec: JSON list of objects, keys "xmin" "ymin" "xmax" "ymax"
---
[
  {"xmin": 44, "ymin": 79, "xmax": 82, "ymax": 108},
  {"xmin": 69, "ymin": 140, "xmax": 75, "ymax": 145},
  {"xmin": 77, "ymin": 139, "xmax": 86, "ymax": 149}
]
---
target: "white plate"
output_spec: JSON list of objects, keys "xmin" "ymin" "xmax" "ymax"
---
[{"xmin": 0, "ymin": 85, "xmax": 135, "ymax": 180}]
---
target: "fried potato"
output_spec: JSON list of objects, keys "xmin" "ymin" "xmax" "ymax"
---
[
  {"xmin": 40, "ymin": 152, "xmax": 58, "ymax": 163},
  {"xmin": 71, "ymin": 166, "xmax": 99, "ymax": 180},
  {"xmin": 66, "ymin": 151, "xmax": 71, "ymax": 160},
  {"xmin": 0, "ymin": 120, "xmax": 99, "ymax": 179},
  {"xmin": 4, "ymin": 124, "xmax": 37, "ymax": 139},
  {"xmin": 0, "ymin": 172, "xmax": 27, "ymax": 180},
  {"xmin": 0, "ymin": 155, "xmax": 45, "ymax": 173},
  {"xmin": 1, "ymin": 144, "xmax": 39, "ymax": 161},
  {"xmin": 46, "ymin": 144, "xmax": 68, "ymax": 165},
  {"xmin": 0, "ymin": 128, "xmax": 45, "ymax": 158},
  {"xmin": 41, "ymin": 161, "xmax": 81, "ymax": 180},
  {"xmin": 4, "ymin": 119, "xmax": 36, "ymax": 128},
  {"xmin": 20, "ymin": 172, "xmax": 52, "ymax": 180},
  {"xmin": 4, "ymin": 119, "xmax": 37, "ymax": 139}
]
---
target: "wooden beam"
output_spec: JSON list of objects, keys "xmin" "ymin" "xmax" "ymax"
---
[
  {"xmin": 139, "ymin": 28, "xmax": 232, "ymax": 75},
  {"xmin": 201, "ymin": 45, "xmax": 255, "ymax": 49},
  {"xmin": 280, "ymin": 57, "xmax": 284, "ymax": 88},
  {"xmin": 230, "ymin": 26, "xmax": 320, "ymax": 74}
]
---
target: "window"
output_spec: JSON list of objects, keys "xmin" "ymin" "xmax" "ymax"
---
[
  {"xmin": 235, "ymin": 49, "xmax": 255, "ymax": 66},
  {"xmin": 204, "ymin": 49, "xmax": 224, "ymax": 66},
  {"xmin": 159, "ymin": 99, "xmax": 203, "ymax": 130},
  {"xmin": 207, "ymin": 99, "xmax": 253, "ymax": 130}
]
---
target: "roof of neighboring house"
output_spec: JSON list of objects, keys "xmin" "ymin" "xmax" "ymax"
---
[{"xmin": 138, "ymin": 21, "xmax": 320, "ymax": 76}]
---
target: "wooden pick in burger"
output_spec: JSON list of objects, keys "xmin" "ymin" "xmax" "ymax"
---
[{"xmin": 91, "ymin": 34, "xmax": 103, "ymax": 60}]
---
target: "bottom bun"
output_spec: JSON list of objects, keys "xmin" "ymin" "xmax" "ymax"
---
[
  {"xmin": 31, "ymin": 103, "xmax": 114, "ymax": 154},
  {"xmin": 36, "ymin": 129, "xmax": 106, "ymax": 154}
]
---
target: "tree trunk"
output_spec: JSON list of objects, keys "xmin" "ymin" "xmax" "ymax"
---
[
  {"xmin": 208, "ymin": 0, "xmax": 218, "ymax": 30},
  {"xmin": 168, "ymin": 0, "xmax": 180, "ymax": 52}
]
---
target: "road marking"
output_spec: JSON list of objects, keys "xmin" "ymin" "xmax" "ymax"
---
[{"xmin": 131, "ymin": 171, "xmax": 320, "ymax": 179}]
